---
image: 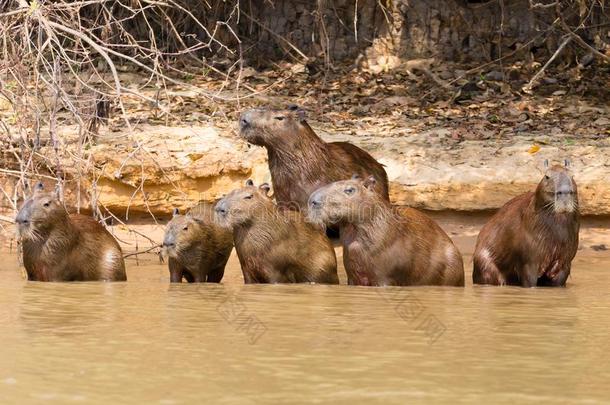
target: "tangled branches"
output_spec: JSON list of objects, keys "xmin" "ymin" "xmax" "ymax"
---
[{"xmin": 0, "ymin": 0, "xmax": 250, "ymax": 218}]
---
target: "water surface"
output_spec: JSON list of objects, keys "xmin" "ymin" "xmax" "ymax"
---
[{"xmin": 0, "ymin": 249, "xmax": 609, "ymax": 404}]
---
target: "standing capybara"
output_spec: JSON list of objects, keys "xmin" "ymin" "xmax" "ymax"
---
[
  {"xmin": 307, "ymin": 176, "xmax": 465, "ymax": 287},
  {"xmin": 163, "ymin": 203, "xmax": 233, "ymax": 283},
  {"xmin": 15, "ymin": 183, "xmax": 126, "ymax": 282},
  {"xmin": 473, "ymin": 162, "xmax": 580, "ymax": 287},
  {"xmin": 214, "ymin": 180, "xmax": 339, "ymax": 284},
  {"xmin": 239, "ymin": 106, "xmax": 389, "ymax": 211}
]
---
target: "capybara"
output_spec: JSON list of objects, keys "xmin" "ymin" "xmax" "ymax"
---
[
  {"xmin": 214, "ymin": 180, "xmax": 338, "ymax": 284},
  {"xmin": 163, "ymin": 203, "xmax": 233, "ymax": 283},
  {"xmin": 239, "ymin": 106, "xmax": 389, "ymax": 212},
  {"xmin": 307, "ymin": 176, "xmax": 465, "ymax": 287},
  {"xmin": 473, "ymin": 162, "xmax": 579, "ymax": 287},
  {"xmin": 15, "ymin": 183, "xmax": 126, "ymax": 281}
]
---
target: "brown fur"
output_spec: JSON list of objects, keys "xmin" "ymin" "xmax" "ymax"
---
[
  {"xmin": 163, "ymin": 203, "xmax": 233, "ymax": 283},
  {"xmin": 214, "ymin": 181, "xmax": 338, "ymax": 284},
  {"xmin": 15, "ymin": 186, "xmax": 126, "ymax": 282},
  {"xmin": 473, "ymin": 165, "xmax": 580, "ymax": 287},
  {"xmin": 307, "ymin": 177, "xmax": 464, "ymax": 287},
  {"xmin": 239, "ymin": 106, "xmax": 389, "ymax": 211}
]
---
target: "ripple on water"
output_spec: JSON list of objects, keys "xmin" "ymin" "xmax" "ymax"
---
[{"xmin": 0, "ymin": 252, "xmax": 609, "ymax": 403}]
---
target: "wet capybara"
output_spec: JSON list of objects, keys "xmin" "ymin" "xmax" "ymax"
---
[
  {"xmin": 307, "ymin": 176, "xmax": 465, "ymax": 287},
  {"xmin": 214, "ymin": 180, "xmax": 339, "ymax": 284},
  {"xmin": 239, "ymin": 106, "xmax": 389, "ymax": 212},
  {"xmin": 473, "ymin": 162, "xmax": 580, "ymax": 287},
  {"xmin": 15, "ymin": 183, "xmax": 126, "ymax": 282},
  {"xmin": 163, "ymin": 203, "xmax": 234, "ymax": 283}
]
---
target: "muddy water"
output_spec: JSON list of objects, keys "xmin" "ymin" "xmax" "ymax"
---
[{"xmin": 1, "ymin": 218, "xmax": 610, "ymax": 403}]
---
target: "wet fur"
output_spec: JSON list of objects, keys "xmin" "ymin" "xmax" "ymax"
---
[
  {"xmin": 164, "ymin": 203, "xmax": 233, "ymax": 283},
  {"xmin": 473, "ymin": 165, "xmax": 580, "ymax": 287},
  {"xmin": 308, "ymin": 179, "xmax": 464, "ymax": 287},
  {"xmin": 240, "ymin": 108, "xmax": 389, "ymax": 212},
  {"xmin": 215, "ymin": 184, "xmax": 338, "ymax": 284},
  {"xmin": 17, "ymin": 191, "xmax": 126, "ymax": 282}
]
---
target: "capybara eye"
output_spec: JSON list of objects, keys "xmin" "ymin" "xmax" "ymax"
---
[
  {"xmin": 344, "ymin": 187, "xmax": 355, "ymax": 195},
  {"xmin": 244, "ymin": 195, "xmax": 253, "ymax": 200},
  {"xmin": 43, "ymin": 202, "xmax": 50, "ymax": 207},
  {"xmin": 274, "ymin": 116, "xmax": 284, "ymax": 121},
  {"xmin": 545, "ymin": 175, "xmax": 550, "ymax": 180},
  {"xmin": 183, "ymin": 226, "xmax": 188, "ymax": 231}
]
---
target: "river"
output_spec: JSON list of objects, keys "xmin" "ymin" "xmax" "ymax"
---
[{"xmin": 0, "ymin": 214, "xmax": 609, "ymax": 404}]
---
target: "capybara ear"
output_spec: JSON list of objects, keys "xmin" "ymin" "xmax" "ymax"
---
[
  {"xmin": 363, "ymin": 175, "xmax": 377, "ymax": 190},
  {"xmin": 245, "ymin": 179, "xmax": 254, "ymax": 187},
  {"xmin": 296, "ymin": 109, "xmax": 306, "ymax": 122},
  {"xmin": 351, "ymin": 173, "xmax": 362, "ymax": 180},
  {"xmin": 543, "ymin": 159, "xmax": 549, "ymax": 169},
  {"xmin": 259, "ymin": 183, "xmax": 271, "ymax": 196},
  {"xmin": 172, "ymin": 208, "xmax": 180, "ymax": 217},
  {"xmin": 564, "ymin": 159, "xmax": 571, "ymax": 168},
  {"xmin": 288, "ymin": 104, "xmax": 306, "ymax": 122}
]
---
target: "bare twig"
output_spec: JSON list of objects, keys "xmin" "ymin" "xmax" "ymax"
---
[
  {"xmin": 560, "ymin": 19, "xmax": 610, "ymax": 63},
  {"xmin": 529, "ymin": 0, "xmax": 559, "ymax": 9},
  {"xmin": 523, "ymin": 35, "xmax": 572, "ymax": 92},
  {"xmin": 0, "ymin": 215, "xmax": 15, "ymax": 223},
  {"xmin": 123, "ymin": 244, "xmax": 162, "ymax": 259}
]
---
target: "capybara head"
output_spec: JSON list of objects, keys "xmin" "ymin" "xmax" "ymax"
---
[
  {"xmin": 214, "ymin": 180, "xmax": 272, "ymax": 229},
  {"xmin": 162, "ymin": 208, "xmax": 206, "ymax": 258},
  {"xmin": 15, "ymin": 182, "xmax": 66, "ymax": 241},
  {"xmin": 537, "ymin": 161, "xmax": 578, "ymax": 214},
  {"xmin": 307, "ymin": 175, "xmax": 380, "ymax": 227},
  {"xmin": 239, "ymin": 105, "xmax": 307, "ymax": 147}
]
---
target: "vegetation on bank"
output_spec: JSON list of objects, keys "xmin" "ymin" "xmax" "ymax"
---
[{"xmin": 0, "ymin": 0, "xmax": 608, "ymax": 219}]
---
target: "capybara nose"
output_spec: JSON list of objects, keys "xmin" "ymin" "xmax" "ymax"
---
[
  {"xmin": 310, "ymin": 198, "xmax": 322, "ymax": 209},
  {"xmin": 162, "ymin": 235, "xmax": 175, "ymax": 248},
  {"xmin": 15, "ymin": 216, "xmax": 28, "ymax": 225},
  {"xmin": 215, "ymin": 201, "xmax": 227, "ymax": 216},
  {"xmin": 239, "ymin": 112, "xmax": 251, "ymax": 130},
  {"xmin": 556, "ymin": 185, "xmax": 573, "ymax": 196}
]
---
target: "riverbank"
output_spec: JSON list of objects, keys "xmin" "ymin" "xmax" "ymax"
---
[{"xmin": 1, "ymin": 63, "xmax": 608, "ymax": 217}]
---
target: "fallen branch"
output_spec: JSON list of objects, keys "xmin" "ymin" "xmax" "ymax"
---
[
  {"xmin": 560, "ymin": 19, "xmax": 610, "ymax": 63},
  {"xmin": 123, "ymin": 244, "xmax": 162, "ymax": 259},
  {"xmin": 529, "ymin": 0, "xmax": 559, "ymax": 9},
  {"xmin": 523, "ymin": 35, "xmax": 572, "ymax": 92}
]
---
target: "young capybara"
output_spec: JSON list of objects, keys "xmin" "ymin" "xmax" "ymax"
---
[
  {"xmin": 163, "ymin": 203, "xmax": 233, "ymax": 283},
  {"xmin": 307, "ymin": 176, "xmax": 465, "ymax": 287},
  {"xmin": 239, "ymin": 106, "xmax": 389, "ymax": 212},
  {"xmin": 473, "ymin": 162, "xmax": 580, "ymax": 287},
  {"xmin": 214, "ymin": 180, "xmax": 339, "ymax": 284},
  {"xmin": 15, "ymin": 183, "xmax": 126, "ymax": 282}
]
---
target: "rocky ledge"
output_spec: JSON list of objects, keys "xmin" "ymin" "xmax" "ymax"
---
[{"xmin": 5, "ymin": 121, "xmax": 606, "ymax": 218}]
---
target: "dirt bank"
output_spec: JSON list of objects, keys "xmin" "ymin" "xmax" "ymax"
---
[{"xmin": 1, "ymin": 64, "xmax": 608, "ymax": 217}]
